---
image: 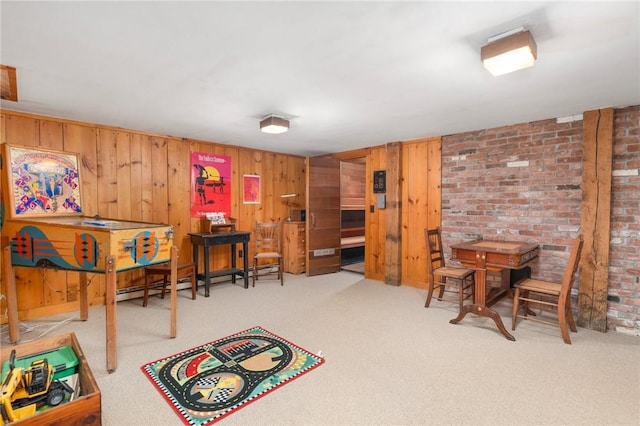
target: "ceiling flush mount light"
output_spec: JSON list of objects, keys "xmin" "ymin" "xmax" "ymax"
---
[
  {"xmin": 481, "ymin": 27, "xmax": 537, "ymax": 76},
  {"xmin": 260, "ymin": 114, "xmax": 289, "ymax": 134}
]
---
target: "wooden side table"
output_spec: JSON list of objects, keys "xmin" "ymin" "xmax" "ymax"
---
[{"xmin": 188, "ymin": 231, "xmax": 251, "ymax": 296}]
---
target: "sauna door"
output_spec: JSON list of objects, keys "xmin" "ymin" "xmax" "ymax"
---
[{"xmin": 306, "ymin": 155, "xmax": 341, "ymax": 276}]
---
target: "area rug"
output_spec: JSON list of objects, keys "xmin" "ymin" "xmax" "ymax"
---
[{"xmin": 141, "ymin": 326, "xmax": 325, "ymax": 425}]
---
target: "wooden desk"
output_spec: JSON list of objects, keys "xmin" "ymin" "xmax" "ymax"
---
[
  {"xmin": 188, "ymin": 231, "xmax": 251, "ymax": 296},
  {"xmin": 450, "ymin": 239, "xmax": 539, "ymax": 341},
  {"xmin": 2, "ymin": 217, "xmax": 177, "ymax": 372}
]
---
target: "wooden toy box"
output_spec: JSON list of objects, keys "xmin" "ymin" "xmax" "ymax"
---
[{"xmin": 0, "ymin": 333, "xmax": 101, "ymax": 425}]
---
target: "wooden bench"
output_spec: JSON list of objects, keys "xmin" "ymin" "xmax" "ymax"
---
[{"xmin": 341, "ymin": 227, "xmax": 365, "ymax": 249}]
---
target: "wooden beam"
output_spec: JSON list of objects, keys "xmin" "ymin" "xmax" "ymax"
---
[
  {"xmin": 577, "ymin": 108, "xmax": 613, "ymax": 332},
  {"xmin": 384, "ymin": 142, "xmax": 402, "ymax": 285}
]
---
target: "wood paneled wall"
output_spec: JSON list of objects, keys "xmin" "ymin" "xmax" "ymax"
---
[
  {"xmin": 334, "ymin": 137, "xmax": 442, "ymax": 286},
  {"xmin": 400, "ymin": 137, "xmax": 442, "ymax": 287},
  {"xmin": 1, "ymin": 110, "xmax": 441, "ymax": 321},
  {"xmin": 1, "ymin": 110, "xmax": 305, "ymax": 320}
]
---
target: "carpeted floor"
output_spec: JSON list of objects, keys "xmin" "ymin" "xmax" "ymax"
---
[{"xmin": 3, "ymin": 271, "xmax": 639, "ymax": 425}]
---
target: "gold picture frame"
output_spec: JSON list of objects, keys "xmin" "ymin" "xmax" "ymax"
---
[{"xmin": 4, "ymin": 144, "xmax": 83, "ymax": 218}]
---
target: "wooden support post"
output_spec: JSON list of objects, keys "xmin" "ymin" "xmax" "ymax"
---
[
  {"xmin": 105, "ymin": 255, "xmax": 117, "ymax": 373},
  {"xmin": 578, "ymin": 108, "xmax": 613, "ymax": 332},
  {"xmin": 384, "ymin": 142, "xmax": 402, "ymax": 286}
]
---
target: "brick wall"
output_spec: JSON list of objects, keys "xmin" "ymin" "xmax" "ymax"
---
[
  {"xmin": 608, "ymin": 105, "xmax": 640, "ymax": 333},
  {"xmin": 441, "ymin": 105, "xmax": 639, "ymax": 335}
]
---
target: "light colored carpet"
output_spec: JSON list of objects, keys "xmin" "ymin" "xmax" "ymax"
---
[{"xmin": 3, "ymin": 271, "xmax": 639, "ymax": 425}]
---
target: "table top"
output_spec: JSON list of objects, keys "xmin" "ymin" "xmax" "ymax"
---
[
  {"xmin": 451, "ymin": 239, "xmax": 539, "ymax": 254},
  {"xmin": 188, "ymin": 231, "xmax": 250, "ymax": 238},
  {"xmin": 188, "ymin": 231, "xmax": 251, "ymax": 246}
]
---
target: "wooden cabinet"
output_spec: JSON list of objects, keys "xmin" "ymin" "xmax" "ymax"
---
[{"xmin": 283, "ymin": 221, "xmax": 306, "ymax": 274}]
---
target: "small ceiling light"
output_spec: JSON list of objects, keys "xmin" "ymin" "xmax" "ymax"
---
[
  {"xmin": 260, "ymin": 115, "xmax": 289, "ymax": 134},
  {"xmin": 481, "ymin": 27, "xmax": 537, "ymax": 76}
]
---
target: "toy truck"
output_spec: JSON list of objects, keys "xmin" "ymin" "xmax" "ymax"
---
[{"xmin": 0, "ymin": 350, "xmax": 72, "ymax": 424}]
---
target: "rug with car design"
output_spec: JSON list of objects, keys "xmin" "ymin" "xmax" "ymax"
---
[{"xmin": 141, "ymin": 326, "xmax": 324, "ymax": 425}]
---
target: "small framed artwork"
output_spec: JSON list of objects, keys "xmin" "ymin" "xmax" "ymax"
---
[
  {"xmin": 4, "ymin": 144, "xmax": 83, "ymax": 218},
  {"xmin": 243, "ymin": 174, "xmax": 261, "ymax": 204}
]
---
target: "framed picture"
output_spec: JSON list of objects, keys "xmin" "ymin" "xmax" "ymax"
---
[
  {"xmin": 243, "ymin": 174, "xmax": 261, "ymax": 204},
  {"xmin": 4, "ymin": 144, "xmax": 83, "ymax": 218},
  {"xmin": 190, "ymin": 152, "xmax": 232, "ymax": 218}
]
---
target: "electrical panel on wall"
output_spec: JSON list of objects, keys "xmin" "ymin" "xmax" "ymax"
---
[{"xmin": 373, "ymin": 170, "xmax": 386, "ymax": 193}]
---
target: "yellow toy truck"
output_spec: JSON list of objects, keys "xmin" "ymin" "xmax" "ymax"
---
[{"xmin": 0, "ymin": 350, "xmax": 72, "ymax": 424}]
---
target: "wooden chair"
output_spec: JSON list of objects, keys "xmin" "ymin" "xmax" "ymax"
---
[
  {"xmin": 424, "ymin": 228, "xmax": 475, "ymax": 311},
  {"xmin": 143, "ymin": 262, "xmax": 196, "ymax": 307},
  {"xmin": 511, "ymin": 235, "xmax": 583, "ymax": 344},
  {"xmin": 252, "ymin": 222, "xmax": 283, "ymax": 286}
]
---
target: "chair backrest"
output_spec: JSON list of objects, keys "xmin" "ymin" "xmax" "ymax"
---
[
  {"xmin": 559, "ymin": 235, "xmax": 584, "ymax": 301},
  {"xmin": 425, "ymin": 227, "xmax": 445, "ymax": 276},
  {"xmin": 254, "ymin": 222, "xmax": 281, "ymax": 253}
]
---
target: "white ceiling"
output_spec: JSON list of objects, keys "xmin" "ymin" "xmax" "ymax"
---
[{"xmin": 1, "ymin": 1, "xmax": 639, "ymax": 156}]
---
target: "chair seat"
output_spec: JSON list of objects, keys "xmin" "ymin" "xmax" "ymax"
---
[
  {"xmin": 255, "ymin": 252, "xmax": 281, "ymax": 259},
  {"xmin": 145, "ymin": 262, "xmax": 192, "ymax": 274},
  {"xmin": 434, "ymin": 266, "xmax": 475, "ymax": 280},
  {"xmin": 516, "ymin": 278, "xmax": 561, "ymax": 296}
]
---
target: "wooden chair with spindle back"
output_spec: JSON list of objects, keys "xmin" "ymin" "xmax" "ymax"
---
[{"xmin": 424, "ymin": 227, "xmax": 475, "ymax": 311}]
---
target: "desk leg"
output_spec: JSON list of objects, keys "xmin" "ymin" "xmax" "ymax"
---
[
  {"xmin": 204, "ymin": 246, "xmax": 211, "ymax": 297},
  {"xmin": 231, "ymin": 243, "xmax": 237, "ymax": 284},
  {"xmin": 105, "ymin": 255, "xmax": 117, "ymax": 373},
  {"xmin": 243, "ymin": 241, "xmax": 249, "ymax": 289},
  {"xmin": 3, "ymin": 245, "xmax": 19, "ymax": 344},
  {"xmin": 449, "ymin": 254, "xmax": 516, "ymax": 341},
  {"xmin": 192, "ymin": 242, "xmax": 200, "ymax": 295}
]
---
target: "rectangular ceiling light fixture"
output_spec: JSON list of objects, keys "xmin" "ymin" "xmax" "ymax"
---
[
  {"xmin": 0, "ymin": 65, "xmax": 18, "ymax": 101},
  {"xmin": 481, "ymin": 28, "xmax": 537, "ymax": 76},
  {"xmin": 260, "ymin": 115, "xmax": 289, "ymax": 134}
]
